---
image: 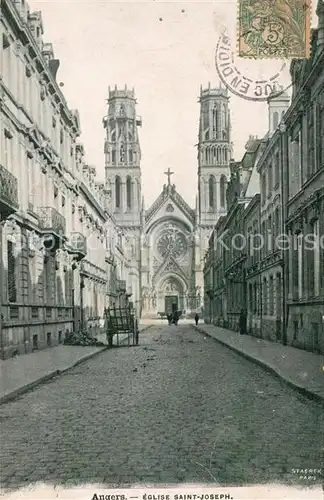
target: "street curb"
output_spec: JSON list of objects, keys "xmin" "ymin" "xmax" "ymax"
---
[
  {"xmin": 194, "ymin": 326, "xmax": 324, "ymax": 405},
  {"xmin": 0, "ymin": 326, "xmax": 153, "ymax": 406},
  {"xmin": 0, "ymin": 346, "xmax": 108, "ymax": 406}
]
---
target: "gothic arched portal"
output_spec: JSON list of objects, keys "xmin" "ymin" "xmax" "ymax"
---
[{"xmin": 158, "ymin": 274, "xmax": 187, "ymax": 314}]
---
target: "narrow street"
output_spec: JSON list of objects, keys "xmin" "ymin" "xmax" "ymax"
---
[{"xmin": 0, "ymin": 324, "xmax": 322, "ymax": 490}]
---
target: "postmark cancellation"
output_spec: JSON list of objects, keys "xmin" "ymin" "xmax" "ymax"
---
[{"xmin": 237, "ymin": 0, "xmax": 312, "ymax": 59}]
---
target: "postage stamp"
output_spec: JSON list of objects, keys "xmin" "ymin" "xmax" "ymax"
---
[{"xmin": 237, "ymin": 0, "xmax": 312, "ymax": 59}]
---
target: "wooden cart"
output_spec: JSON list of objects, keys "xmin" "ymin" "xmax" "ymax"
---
[{"xmin": 104, "ymin": 305, "xmax": 139, "ymax": 347}]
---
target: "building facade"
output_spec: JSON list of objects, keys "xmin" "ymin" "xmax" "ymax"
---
[
  {"xmin": 203, "ymin": 0, "xmax": 324, "ymax": 354},
  {"xmin": 0, "ymin": 0, "xmax": 137, "ymax": 358},
  {"xmin": 255, "ymin": 91, "xmax": 290, "ymax": 343},
  {"xmin": 198, "ymin": 84, "xmax": 231, "ymax": 313},
  {"xmin": 283, "ymin": 2, "xmax": 324, "ymax": 354}
]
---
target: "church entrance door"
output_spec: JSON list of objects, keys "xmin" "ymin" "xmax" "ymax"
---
[{"xmin": 165, "ymin": 295, "xmax": 178, "ymax": 315}]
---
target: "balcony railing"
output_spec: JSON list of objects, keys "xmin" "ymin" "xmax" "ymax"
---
[
  {"xmin": 116, "ymin": 279, "xmax": 126, "ymax": 292},
  {"xmin": 69, "ymin": 232, "xmax": 87, "ymax": 260},
  {"xmin": 36, "ymin": 207, "xmax": 66, "ymax": 235},
  {"xmin": 0, "ymin": 164, "xmax": 18, "ymax": 217}
]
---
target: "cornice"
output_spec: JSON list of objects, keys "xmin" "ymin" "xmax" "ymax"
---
[
  {"xmin": 79, "ymin": 181, "xmax": 107, "ymax": 221},
  {"xmin": 3, "ymin": 0, "xmax": 79, "ymax": 132}
]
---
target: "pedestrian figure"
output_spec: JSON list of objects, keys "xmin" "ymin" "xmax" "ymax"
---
[
  {"xmin": 167, "ymin": 313, "xmax": 172, "ymax": 325},
  {"xmin": 195, "ymin": 313, "xmax": 199, "ymax": 325},
  {"xmin": 239, "ymin": 309, "xmax": 247, "ymax": 335}
]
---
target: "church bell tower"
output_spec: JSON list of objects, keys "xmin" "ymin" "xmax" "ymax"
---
[
  {"xmin": 104, "ymin": 85, "xmax": 142, "ymax": 227},
  {"xmin": 197, "ymin": 82, "xmax": 231, "ymax": 229},
  {"xmin": 196, "ymin": 83, "xmax": 232, "ymax": 305}
]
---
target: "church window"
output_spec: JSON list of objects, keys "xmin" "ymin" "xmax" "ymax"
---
[
  {"xmin": 273, "ymin": 111, "xmax": 279, "ymax": 130},
  {"xmin": 203, "ymin": 104, "xmax": 209, "ymax": 129},
  {"xmin": 126, "ymin": 176, "xmax": 132, "ymax": 208},
  {"xmin": 120, "ymin": 144, "xmax": 125, "ymax": 163},
  {"xmin": 205, "ymin": 130, "xmax": 209, "ymax": 140},
  {"xmin": 115, "ymin": 176, "xmax": 121, "ymax": 208},
  {"xmin": 220, "ymin": 175, "xmax": 226, "ymax": 208},
  {"xmin": 111, "ymin": 131, "xmax": 116, "ymax": 142},
  {"xmin": 112, "ymin": 149, "xmax": 116, "ymax": 164},
  {"xmin": 209, "ymin": 175, "xmax": 216, "ymax": 208},
  {"xmin": 129, "ymin": 149, "xmax": 133, "ymax": 163},
  {"xmin": 222, "ymin": 104, "xmax": 226, "ymax": 129}
]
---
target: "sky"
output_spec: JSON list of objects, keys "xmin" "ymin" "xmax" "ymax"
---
[{"xmin": 31, "ymin": 0, "xmax": 319, "ymax": 208}]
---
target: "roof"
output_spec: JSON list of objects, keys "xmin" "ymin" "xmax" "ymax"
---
[{"xmin": 145, "ymin": 183, "xmax": 195, "ymax": 225}]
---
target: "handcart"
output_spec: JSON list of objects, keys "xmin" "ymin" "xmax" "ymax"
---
[{"xmin": 104, "ymin": 305, "xmax": 139, "ymax": 347}]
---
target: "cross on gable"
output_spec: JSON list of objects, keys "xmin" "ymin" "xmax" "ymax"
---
[{"xmin": 164, "ymin": 167, "xmax": 174, "ymax": 185}]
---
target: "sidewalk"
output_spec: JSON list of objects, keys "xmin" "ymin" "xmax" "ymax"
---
[
  {"xmin": 195, "ymin": 323, "xmax": 324, "ymax": 403},
  {"xmin": 0, "ymin": 324, "xmax": 151, "ymax": 405}
]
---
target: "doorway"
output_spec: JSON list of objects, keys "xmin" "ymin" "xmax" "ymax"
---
[{"xmin": 165, "ymin": 295, "xmax": 178, "ymax": 315}]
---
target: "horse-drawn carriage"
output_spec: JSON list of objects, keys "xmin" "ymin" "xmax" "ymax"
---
[{"xmin": 104, "ymin": 305, "xmax": 139, "ymax": 347}]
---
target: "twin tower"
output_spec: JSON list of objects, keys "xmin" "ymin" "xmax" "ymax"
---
[{"xmin": 103, "ymin": 83, "xmax": 232, "ymax": 240}]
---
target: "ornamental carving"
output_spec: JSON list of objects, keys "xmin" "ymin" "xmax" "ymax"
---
[{"xmin": 156, "ymin": 227, "xmax": 187, "ymax": 260}]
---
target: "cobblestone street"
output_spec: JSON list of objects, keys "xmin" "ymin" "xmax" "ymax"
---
[{"xmin": 0, "ymin": 324, "xmax": 322, "ymax": 491}]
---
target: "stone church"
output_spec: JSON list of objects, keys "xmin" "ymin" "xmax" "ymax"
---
[{"xmin": 104, "ymin": 83, "xmax": 231, "ymax": 317}]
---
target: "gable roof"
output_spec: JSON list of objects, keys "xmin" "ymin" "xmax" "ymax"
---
[{"xmin": 145, "ymin": 183, "xmax": 195, "ymax": 225}]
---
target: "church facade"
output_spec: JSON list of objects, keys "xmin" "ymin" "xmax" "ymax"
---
[{"xmin": 104, "ymin": 84, "xmax": 231, "ymax": 317}]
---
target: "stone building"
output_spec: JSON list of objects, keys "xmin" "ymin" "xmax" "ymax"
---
[
  {"xmin": 203, "ymin": 0, "xmax": 324, "ymax": 354},
  {"xmin": 197, "ymin": 84, "xmax": 231, "ymax": 314},
  {"xmin": 103, "ymin": 85, "xmax": 141, "ymax": 311},
  {"xmin": 204, "ymin": 136, "xmax": 262, "ymax": 327},
  {"xmin": 255, "ymin": 91, "xmax": 290, "ymax": 342},
  {"xmin": 103, "ymin": 83, "xmax": 232, "ymax": 318},
  {"xmin": 283, "ymin": 0, "xmax": 324, "ymax": 354},
  {"xmin": 244, "ymin": 193, "xmax": 261, "ymax": 335},
  {"xmin": 0, "ymin": 0, "xmax": 136, "ymax": 358}
]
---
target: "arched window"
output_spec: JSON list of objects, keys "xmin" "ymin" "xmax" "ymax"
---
[
  {"xmin": 112, "ymin": 150, "xmax": 116, "ymax": 164},
  {"xmin": 273, "ymin": 111, "xmax": 279, "ymax": 130},
  {"xmin": 222, "ymin": 104, "xmax": 227, "ymax": 129},
  {"xmin": 209, "ymin": 175, "xmax": 215, "ymax": 208},
  {"xmin": 126, "ymin": 176, "xmax": 132, "ymax": 209},
  {"xmin": 115, "ymin": 176, "xmax": 121, "ymax": 208},
  {"xmin": 220, "ymin": 175, "xmax": 226, "ymax": 208}
]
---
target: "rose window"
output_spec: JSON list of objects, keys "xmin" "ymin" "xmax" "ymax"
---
[{"xmin": 156, "ymin": 228, "xmax": 187, "ymax": 259}]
